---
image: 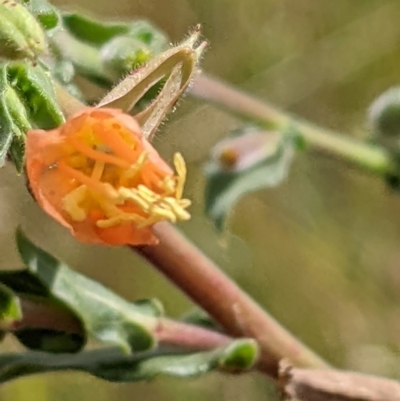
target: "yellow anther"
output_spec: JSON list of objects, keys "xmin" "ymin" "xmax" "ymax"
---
[
  {"xmin": 118, "ymin": 187, "xmax": 151, "ymax": 211},
  {"xmin": 150, "ymin": 206, "xmax": 177, "ymax": 222},
  {"xmin": 161, "ymin": 197, "xmax": 191, "ymax": 220},
  {"xmin": 178, "ymin": 199, "xmax": 191, "ymax": 208},
  {"xmin": 173, "ymin": 152, "xmax": 186, "ymax": 199},
  {"xmin": 137, "ymin": 185, "xmax": 160, "ymax": 202},
  {"xmin": 162, "ymin": 176, "xmax": 176, "ymax": 195},
  {"xmin": 120, "ymin": 152, "xmax": 148, "ymax": 183},
  {"xmin": 62, "ymin": 185, "xmax": 88, "ymax": 222}
]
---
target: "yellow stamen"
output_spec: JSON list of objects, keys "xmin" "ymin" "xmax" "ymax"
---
[
  {"xmin": 119, "ymin": 152, "xmax": 148, "ymax": 185},
  {"xmin": 162, "ymin": 176, "xmax": 176, "ymax": 195},
  {"xmin": 60, "ymin": 130, "xmax": 191, "ymax": 230},
  {"xmin": 173, "ymin": 152, "xmax": 186, "ymax": 199},
  {"xmin": 62, "ymin": 185, "xmax": 88, "ymax": 221},
  {"xmin": 118, "ymin": 187, "xmax": 151, "ymax": 211},
  {"xmin": 160, "ymin": 197, "xmax": 191, "ymax": 220}
]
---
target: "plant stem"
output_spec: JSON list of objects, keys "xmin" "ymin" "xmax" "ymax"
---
[
  {"xmin": 191, "ymin": 74, "xmax": 397, "ymax": 176},
  {"xmin": 136, "ymin": 222, "xmax": 329, "ymax": 378},
  {"xmin": 155, "ymin": 319, "xmax": 229, "ymax": 351},
  {"xmin": 5, "ymin": 296, "xmax": 231, "ymax": 352}
]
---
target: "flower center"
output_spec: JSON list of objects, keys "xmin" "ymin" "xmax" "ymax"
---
[{"xmin": 57, "ymin": 119, "xmax": 191, "ymax": 229}]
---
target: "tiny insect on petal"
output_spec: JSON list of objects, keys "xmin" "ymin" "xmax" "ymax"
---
[{"xmin": 26, "ymin": 107, "xmax": 191, "ymax": 246}]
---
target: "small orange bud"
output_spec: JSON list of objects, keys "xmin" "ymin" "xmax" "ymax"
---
[{"xmin": 26, "ymin": 107, "xmax": 191, "ymax": 246}]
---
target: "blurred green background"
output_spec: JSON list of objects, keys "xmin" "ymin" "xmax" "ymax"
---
[{"xmin": 2, "ymin": 0, "xmax": 400, "ymax": 399}]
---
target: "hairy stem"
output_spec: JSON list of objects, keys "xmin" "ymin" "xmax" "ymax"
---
[
  {"xmin": 136, "ymin": 222, "xmax": 329, "ymax": 377},
  {"xmin": 191, "ymin": 74, "xmax": 397, "ymax": 176}
]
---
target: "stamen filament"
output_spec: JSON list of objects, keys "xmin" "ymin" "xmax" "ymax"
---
[
  {"xmin": 173, "ymin": 152, "xmax": 186, "ymax": 199},
  {"xmin": 67, "ymin": 136, "xmax": 130, "ymax": 168},
  {"xmin": 58, "ymin": 160, "xmax": 118, "ymax": 199},
  {"xmin": 93, "ymin": 123, "xmax": 140, "ymax": 163},
  {"xmin": 91, "ymin": 161, "xmax": 105, "ymax": 181}
]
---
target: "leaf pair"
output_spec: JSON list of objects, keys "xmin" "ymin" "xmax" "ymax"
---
[{"xmin": 0, "ymin": 230, "xmax": 258, "ymax": 383}]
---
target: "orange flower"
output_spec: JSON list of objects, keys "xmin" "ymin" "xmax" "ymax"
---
[{"xmin": 26, "ymin": 107, "xmax": 191, "ymax": 245}]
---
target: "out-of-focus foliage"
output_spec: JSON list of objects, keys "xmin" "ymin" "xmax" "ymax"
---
[{"xmin": 204, "ymin": 127, "xmax": 296, "ymax": 230}]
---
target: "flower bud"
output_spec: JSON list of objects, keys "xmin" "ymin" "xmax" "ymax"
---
[
  {"xmin": 211, "ymin": 129, "xmax": 282, "ymax": 172},
  {"xmin": 368, "ymin": 87, "xmax": 400, "ymax": 151},
  {"xmin": 0, "ymin": 1, "xmax": 47, "ymax": 61}
]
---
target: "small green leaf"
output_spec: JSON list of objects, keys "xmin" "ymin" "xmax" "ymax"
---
[
  {"xmin": 0, "ymin": 339, "xmax": 258, "ymax": 384},
  {"xmin": 62, "ymin": 13, "xmax": 129, "ymax": 46},
  {"xmin": 22, "ymin": 0, "xmax": 60, "ymax": 31},
  {"xmin": 8, "ymin": 62, "xmax": 64, "ymax": 129},
  {"xmin": 218, "ymin": 339, "xmax": 259, "ymax": 371},
  {"xmin": 181, "ymin": 308, "xmax": 220, "ymax": 331},
  {"xmin": 15, "ymin": 229, "xmax": 158, "ymax": 353},
  {"xmin": 0, "ymin": 283, "xmax": 21, "ymax": 322},
  {"xmin": 204, "ymin": 128, "xmax": 295, "ymax": 230}
]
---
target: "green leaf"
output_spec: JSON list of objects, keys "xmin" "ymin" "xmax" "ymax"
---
[
  {"xmin": 62, "ymin": 13, "xmax": 129, "ymax": 46},
  {"xmin": 8, "ymin": 62, "xmax": 64, "ymax": 129},
  {"xmin": 0, "ymin": 269, "xmax": 86, "ymax": 352},
  {"xmin": 0, "ymin": 283, "xmax": 21, "ymax": 322},
  {"xmin": 62, "ymin": 14, "xmax": 168, "ymax": 50},
  {"xmin": 204, "ymin": 128, "xmax": 295, "ymax": 230},
  {"xmin": 14, "ymin": 328, "xmax": 83, "ymax": 354},
  {"xmin": 0, "ymin": 62, "xmax": 63, "ymax": 171},
  {"xmin": 0, "ymin": 339, "xmax": 258, "ymax": 384},
  {"xmin": 181, "ymin": 308, "xmax": 221, "ymax": 331},
  {"xmin": 0, "ymin": 63, "xmax": 33, "ymax": 172},
  {"xmin": 0, "ymin": 270, "xmax": 50, "ymax": 297},
  {"xmin": 0, "ymin": 65, "xmax": 14, "ymax": 167},
  {"xmin": 4, "ymin": 85, "xmax": 31, "ymax": 172},
  {"xmin": 14, "ymin": 229, "xmax": 158, "ymax": 353},
  {"xmin": 22, "ymin": 0, "xmax": 60, "ymax": 31}
]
